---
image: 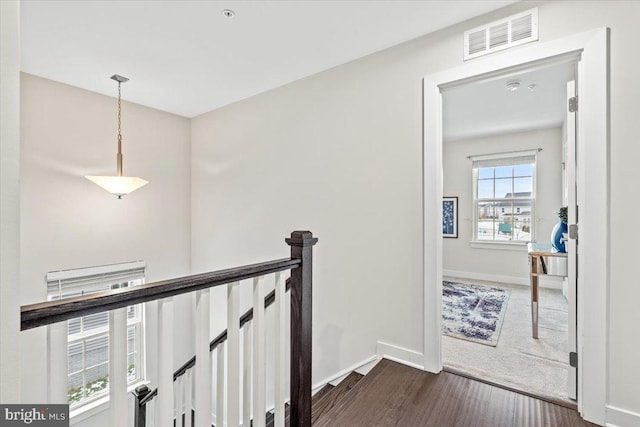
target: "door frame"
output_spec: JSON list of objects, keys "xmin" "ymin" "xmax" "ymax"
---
[{"xmin": 422, "ymin": 28, "xmax": 609, "ymax": 425}]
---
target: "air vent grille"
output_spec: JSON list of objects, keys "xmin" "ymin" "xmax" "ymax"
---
[
  {"xmin": 468, "ymin": 29, "xmax": 487, "ymax": 55},
  {"xmin": 489, "ymin": 22, "xmax": 509, "ymax": 48},
  {"xmin": 463, "ymin": 8, "xmax": 538, "ymax": 61},
  {"xmin": 511, "ymin": 15, "xmax": 534, "ymax": 42}
]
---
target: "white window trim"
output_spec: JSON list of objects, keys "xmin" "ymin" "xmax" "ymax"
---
[
  {"xmin": 470, "ymin": 240, "xmax": 528, "ymax": 251},
  {"xmin": 471, "ymin": 151, "xmax": 538, "ymax": 246},
  {"xmin": 46, "ymin": 261, "xmax": 146, "ymax": 413}
]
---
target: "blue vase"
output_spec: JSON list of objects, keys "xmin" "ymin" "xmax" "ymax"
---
[{"xmin": 551, "ymin": 221, "xmax": 568, "ymax": 253}]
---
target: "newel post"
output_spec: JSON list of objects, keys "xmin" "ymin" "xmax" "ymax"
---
[
  {"xmin": 133, "ymin": 385, "xmax": 150, "ymax": 427},
  {"xmin": 286, "ymin": 230, "xmax": 318, "ymax": 427}
]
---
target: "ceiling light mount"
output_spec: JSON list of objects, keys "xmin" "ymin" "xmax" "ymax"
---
[
  {"xmin": 86, "ymin": 74, "xmax": 148, "ymax": 199},
  {"xmin": 505, "ymin": 80, "xmax": 521, "ymax": 92},
  {"xmin": 222, "ymin": 9, "xmax": 235, "ymax": 19}
]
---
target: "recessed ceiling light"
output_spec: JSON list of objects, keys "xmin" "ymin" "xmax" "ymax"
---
[
  {"xmin": 222, "ymin": 9, "xmax": 235, "ymax": 19},
  {"xmin": 505, "ymin": 80, "xmax": 521, "ymax": 92}
]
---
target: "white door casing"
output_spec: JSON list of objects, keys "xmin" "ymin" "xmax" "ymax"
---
[
  {"xmin": 423, "ymin": 28, "xmax": 608, "ymax": 425},
  {"xmin": 566, "ymin": 79, "xmax": 578, "ymax": 401}
]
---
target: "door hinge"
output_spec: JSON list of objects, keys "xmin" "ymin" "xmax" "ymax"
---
[
  {"xmin": 569, "ymin": 352, "xmax": 578, "ymax": 368},
  {"xmin": 569, "ymin": 224, "xmax": 578, "ymax": 240},
  {"xmin": 569, "ymin": 96, "xmax": 578, "ymax": 112}
]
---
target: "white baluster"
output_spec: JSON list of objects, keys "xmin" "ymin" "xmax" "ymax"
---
[
  {"xmin": 109, "ymin": 308, "xmax": 128, "ymax": 426},
  {"xmin": 158, "ymin": 298, "xmax": 174, "ymax": 427},
  {"xmin": 175, "ymin": 375, "xmax": 183, "ymax": 427},
  {"xmin": 242, "ymin": 323, "xmax": 252, "ymax": 427},
  {"xmin": 47, "ymin": 322, "xmax": 68, "ymax": 404},
  {"xmin": 252, "ymin": 276, "xmax": 266, "ymax": 427},
  {"xmin": 184, "ymin": 369, "xmax": 193, "ymax": 427},
  {"xmin": 216, "ymin": 343, "xmax": 225, "ymax": 427},
  {"xmin": 273, "ymin": 273, "xmax": 286, "ymax": 427},
  {"xmin": 227, "ymin": 282, "xmax": 240, "ymax": 427},
  {"xmin": 194, "ymin": 290, "xmax": 212, "ymax": 427}
]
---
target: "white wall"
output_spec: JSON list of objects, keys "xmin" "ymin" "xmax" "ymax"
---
[
  {"xmin": 19, "ymin": 74, "xmax": 193, "ymax": 412},
  {"xmin": 0, "ymin": 0, "xmax": 22, "ymax": 403},
  {"xmin": 191, "ymin": 0, "xmax": 640, "ymax": 420},
  {"xmin": 443, "ymin": 128, "xmax": 563, "ymax": 283}
]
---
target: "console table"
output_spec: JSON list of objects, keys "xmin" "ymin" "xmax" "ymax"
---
[{"xmin": 527, "ymin": 243, "xmax": 568, "ymax": 339}]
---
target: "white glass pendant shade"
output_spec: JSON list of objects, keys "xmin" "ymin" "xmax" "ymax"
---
[{"xmin": 86, "ymin": 175, "xmax": 148, "ymax": 199}]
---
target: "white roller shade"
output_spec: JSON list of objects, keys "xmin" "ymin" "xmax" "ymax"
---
[
  {"xmin": 47, "ymin": 261, "xmax": 145, "ymax": 300},
  {"xmin": 470, "ymin": 149, "xmax": 539, "ymax": 168}
]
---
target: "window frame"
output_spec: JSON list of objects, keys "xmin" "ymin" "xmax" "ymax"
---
[
  {"xmin": 470, "ymin": 150, "xmax": 538, "ymax": 246},
  {"xmin": 46, "ymin": 261, "xmax": 146, "ymax": 411}
]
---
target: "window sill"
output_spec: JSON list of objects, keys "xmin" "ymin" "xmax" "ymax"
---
[
  {"xmin": 470, "ymin": 241, "xmax": 529, "ymax": 251},
  {"xmin": 70, "ymin": 380, "xmax": 149, "ymax": 425}
]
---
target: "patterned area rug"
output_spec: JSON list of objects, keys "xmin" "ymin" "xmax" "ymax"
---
[{"xmin": 442, "ymin": 281, "xmax": 510, "ymax": 346}]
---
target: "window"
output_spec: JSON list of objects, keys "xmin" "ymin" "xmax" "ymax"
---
[
  {"xmin": 471, "ymin": 151, "xmax": 537, "ymax": 243},
  {"xmin": 46, "ymin": 261, "xmax": 146, "ymax": 409}
]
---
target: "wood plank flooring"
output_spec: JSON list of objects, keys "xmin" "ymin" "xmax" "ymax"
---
[{"xmin": 313, "ymin": 358, "xmax": 597, "ymax": 427}]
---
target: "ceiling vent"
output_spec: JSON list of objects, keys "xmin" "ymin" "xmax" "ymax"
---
[{"xmin": 463, "ymin": 8, "xmax": 538, "ymax": 61}]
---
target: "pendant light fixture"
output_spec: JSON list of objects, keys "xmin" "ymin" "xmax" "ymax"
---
[{"xmin": 86, "ymin": 74, "xmax": 148, "ymax": 199}]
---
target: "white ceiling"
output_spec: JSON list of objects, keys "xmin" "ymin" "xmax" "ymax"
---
[
  {"xmin": 21, "ymin": 0, "xmax": 517, "ymax": 118},
  {"xmin": 443, "ymin": 61, "xmax": 576, "ymax": 141}
]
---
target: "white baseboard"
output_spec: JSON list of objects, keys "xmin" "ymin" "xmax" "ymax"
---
[
  {"xmin": 311, "ymin": 343, "xmax": 426, "ymax": 396},
  {"xmin": 606, "ymin": 405, "xmax": 640, "ymax": 427},
  {"xmin": 376, "ymin": 341, "xmax": 424, "ymax": 370},
  {"xmin": 443, "ymin": 269, "xmax": 563, "ymax": 290},
  {"xmin": 311, "ymin": 355, "xmax": 379, "ymax": 394}
]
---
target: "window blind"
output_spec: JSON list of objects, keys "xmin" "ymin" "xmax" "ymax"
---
[
  {"xmin": 47, "ymin": 260, "xmax": 146, "ymax": 300},
  {"xmin": 469, "ymin": 149, "xmax": 539, "ymax": 168}
]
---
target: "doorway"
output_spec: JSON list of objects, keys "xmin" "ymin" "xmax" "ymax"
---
[
  {"xmin": 439, "ymin": 61, "xmax": 576, "ymax": 404},
  {"xmin": 422, "ymin": 28, "xmax": 608, "ymax": 425}
]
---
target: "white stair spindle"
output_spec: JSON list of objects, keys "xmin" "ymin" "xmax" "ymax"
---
[
  {"xmin": 47, "ymin": 322, "xmax": 68, "ymax": 404},
  {"xmin": 185, "ymin": 369, "xmax": 193, "ymax": 427},
  {"xmin": 242, "ymin": 324, "xmax": 252, "ymax": 427},
  {"xmin": 109, "ymin": 308, "xmax": 128, "ymax": 426},
  {"xmin": 175, "ymin": 375, "xmax": 183, "ymax": 427},
  {"xmin": 216, "ymin": 343, "xmax": 225, "ymax": 427},
  {"xmin": 194, "ymin": 290, "xmax": 212, "ymax": 427},
  {"xmin": 158, "ymin": 298, "xmax": 174, "ymax": 427},
  {"xmin": 252, "ymin": 276, "xmax": 266, "ymax": 427},
  {"xmin": 273, "ymin": 273, "xmax": 286, "ymax": 427},
  {"xmin": 227, "ymin": 282, "xmax": 241, "ymax": 427}
]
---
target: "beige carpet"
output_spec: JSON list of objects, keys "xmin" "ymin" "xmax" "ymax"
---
[{"xmin": 442, "ymin": 277, "xmax": 572, "ymax": 403}]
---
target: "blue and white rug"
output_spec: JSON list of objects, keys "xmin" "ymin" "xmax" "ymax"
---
[{"xmin": 442, "ymin": 281, "xmax": 510, "ymax": 347}]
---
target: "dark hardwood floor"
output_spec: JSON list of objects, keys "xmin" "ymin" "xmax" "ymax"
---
[{"xmin": 313, "ymin": 358, "xmax": 598, "ymax": 427}]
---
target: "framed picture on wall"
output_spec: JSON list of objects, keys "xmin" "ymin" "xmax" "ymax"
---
[{"xmin": 443, "ymin": 197, "xmax": 458, "ymax": 238}]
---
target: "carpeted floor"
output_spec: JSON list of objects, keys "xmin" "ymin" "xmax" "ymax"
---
[{"xmin": 442, "ymin": 277, "xmax": 571, "ymax": 403}]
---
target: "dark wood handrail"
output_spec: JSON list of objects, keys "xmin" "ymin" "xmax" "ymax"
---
[{"xmin": 21, "ymin": 258, "xmax": 301, "ymax": 331}]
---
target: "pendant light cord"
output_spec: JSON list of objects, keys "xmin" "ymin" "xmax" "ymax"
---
[{"xmin": 116, "ymin": 81, "xmax": 123, "ymax": 177}]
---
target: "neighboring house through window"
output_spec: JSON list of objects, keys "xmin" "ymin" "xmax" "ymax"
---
[
  {"xmin": 46, "ymin": 261, "xmax": 146, "ymax": 409},
  {"xmin": 471, "ymin": 150, "xmax": 538, "ymax": 243}
]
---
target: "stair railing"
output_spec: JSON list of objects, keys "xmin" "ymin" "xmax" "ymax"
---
[
  {"xmin": 20, "ymin": 230, "xmax": 317, "ymax": 427},
  {"xmin": 133, "ymin": 276, "xmax": 294, "ymax": 427}
]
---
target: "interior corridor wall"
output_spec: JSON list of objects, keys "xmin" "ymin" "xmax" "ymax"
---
[
  {"xmin": 191, "ymin": 0, "xmax": 640, "ymax": 417},
  {"xmin": 20, "ymin": 74, "xmax": 193, "ymax": 415}
]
